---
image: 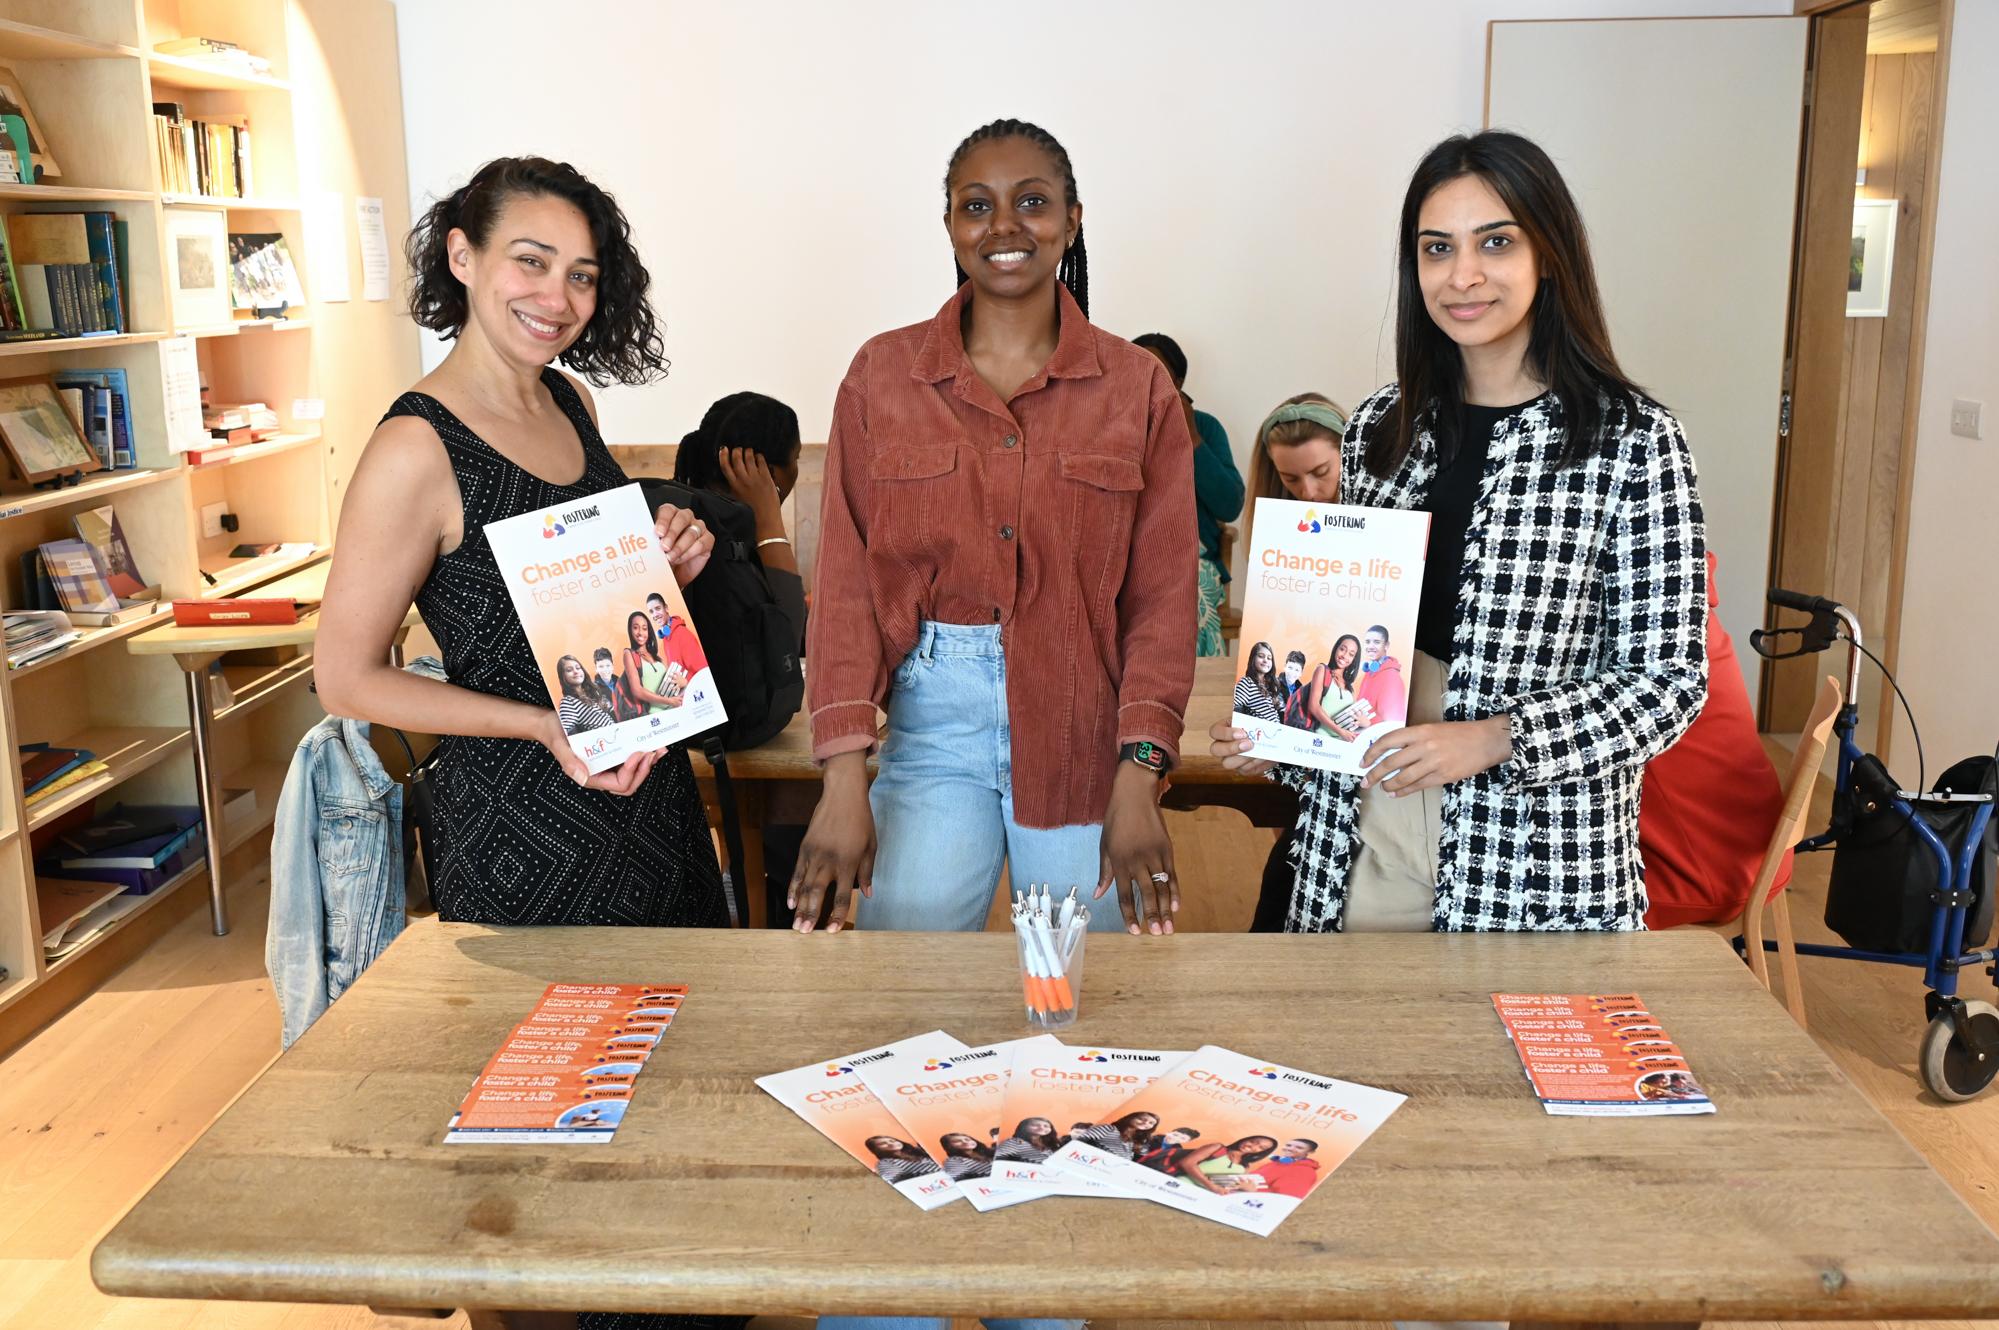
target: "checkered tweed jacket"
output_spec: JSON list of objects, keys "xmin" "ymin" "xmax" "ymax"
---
[{"xmin": 1280, "ymin": 383, "xmax": 1708, "ymax": 932}]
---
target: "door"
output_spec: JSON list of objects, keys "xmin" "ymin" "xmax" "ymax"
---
[{"xmin": 1487, "ymin": 17, "xmax": 1809, "ymax": 704}]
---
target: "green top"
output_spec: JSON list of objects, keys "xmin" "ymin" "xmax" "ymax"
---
[{"xmin": 1193, "ymin": 408, "xmax": 1245, "ymax": 580}]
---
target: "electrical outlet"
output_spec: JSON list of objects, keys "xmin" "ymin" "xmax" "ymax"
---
[
  {"xmin": 201, "ymin": 502, "xmax": 229, "ymax": 539},
  {"xmin": 1950, "ymin": 399, "xmax": 1983, "ymax": 440}
]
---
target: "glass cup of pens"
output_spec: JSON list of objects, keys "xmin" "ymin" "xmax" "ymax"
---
[{"xmin": 1012, "ymin": 885, "xmax": 1087, "ymax": 1029}]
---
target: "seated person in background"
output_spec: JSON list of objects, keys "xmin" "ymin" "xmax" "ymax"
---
[{"xmin": 1135, "ymin": 332, "xmax": 1244, "ymax": 657}]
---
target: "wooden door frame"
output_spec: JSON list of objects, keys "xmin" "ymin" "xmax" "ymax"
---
[{"xmin": 1762, "ymin": 0, "xmax": 1953, "ymax": 761}]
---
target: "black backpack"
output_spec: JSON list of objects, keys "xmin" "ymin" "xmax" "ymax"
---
[{"xmin": 639, "ymin": 478, "xmax": 803, "ymax": 751}]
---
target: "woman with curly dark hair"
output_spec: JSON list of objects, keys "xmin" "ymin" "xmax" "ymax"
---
[{"xmin": 317, "ymin": 158, "xmax": 733, "ymax": 969}]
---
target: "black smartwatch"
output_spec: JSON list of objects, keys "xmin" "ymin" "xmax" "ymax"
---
[{"xmin": 1120, "ymin": 741, "xmax": 1169, "ymax": 777}]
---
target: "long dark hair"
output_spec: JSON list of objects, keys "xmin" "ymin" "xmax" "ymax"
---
[
  {"xmin": 1244, "ymin": 640, "xmax": 1282, "ymax": 704},
  {"xmin": 866, "ymin": 1136, "xmax": 927, "ymax": 1163},
  {"xmin": 1111, "ymin": 1111, "xmax": 1157, "ymax": 1144},
  {"xmin": 1010, "ymin": 1118, "xmax": 1060, "ymax": 1152},
  {"xmin": 1370, "ymin": 131, "xmax": 1647, "ymax": 477},
  {"xmin": 626, "ymin": 611, "xmax": 660, "ymax": 662},
  {"xmin": 405, "ymin": 156, "xmax": 665, "ymax": 387},
  {"xmin": 941, "ymin": 1133, "xmax": 993, "ymax": 1162},
  {"xmin": 1328, "ymin": 633, "xmax": 1361, "ymax": 694},
  {"xmin": 556, "ymin": 655, "xmax": 593, "ymax": 703},
  {"xmin": 944, "ymin": 118, "xmax": 1089, "ymax": 317},
  {"xmin": 673, "ymin": 391, "xmax": 801, "ymax": 492},
  {"xmin": 1228, "ymin": 1136, "xmax": 1279, "ymax": 1166}
]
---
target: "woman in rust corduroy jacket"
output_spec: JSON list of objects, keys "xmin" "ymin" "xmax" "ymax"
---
[{"xmin": 788, "ymin": 119, "xmax": 1198, "ymax": 940}]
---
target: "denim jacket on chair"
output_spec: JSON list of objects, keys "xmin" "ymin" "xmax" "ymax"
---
[{"xmin": 267, "ymin": 655, "xmax": 445, "ymax": 1047}]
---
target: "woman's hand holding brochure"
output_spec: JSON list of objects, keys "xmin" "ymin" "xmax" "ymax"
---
[
  {"xmin": 653, "ymin": 502, "xmax": 715, "ymax": 586},
  {"xmin": 1209, "ymin": 721, "xmax": 1277, "ymax": 778}
]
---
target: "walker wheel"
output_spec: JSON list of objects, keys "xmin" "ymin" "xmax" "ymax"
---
[{"xmin": 1919, "ymin": 1000, "xmax": 1999, "ymax": 1102}]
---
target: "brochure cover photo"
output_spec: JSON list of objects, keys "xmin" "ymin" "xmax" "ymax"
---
[
  {"xmin": 486, "ymin": 482, "xmax": 726, "ymax": 773},
  {"xmin": 756, "ymin": 1031, "xmax": 969, "ymax": 1210},
  {"xmin": 988, "ymin": 1036, "xmax": 1187, "ymax": 1199},
  {"xmin": 851, "ymin": 1034, "xmax": 1037, "ymax": 1212},
  {"xmin": 1230, "ymin": 497, "xmax": 1429, "ymax": 775},
  {"xmin": 1042, "ymin": 1045, "xmax": 1405, "ymax": 1236}
]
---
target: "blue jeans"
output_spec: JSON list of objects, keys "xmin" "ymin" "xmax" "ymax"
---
[{"xmin": 862, "ymin": 622, "xmax": 1126, "ymax": 934}]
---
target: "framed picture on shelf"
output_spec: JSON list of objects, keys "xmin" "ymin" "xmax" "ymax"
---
[
  {"xmin": 0, "ymin": 375, "xmax": 103, "ymax": 481},
  {"xmin": 227, "ymin": 232, "xmax": 306, "ymax": 312},
  {"xmin": 0, "ymin": 62, "xmax": 62, "ymax": 179},
  {"xmin": 1848, "ymin": 198, "xmax": 1898, "ymax": 319},
  {"xmin": 164, "ymin": 208, "xmax": 231, "ymax": 330}
]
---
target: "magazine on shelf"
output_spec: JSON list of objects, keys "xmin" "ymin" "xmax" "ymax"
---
[
  {"xmin": 1492, "ymin": 993, "xmax": 1715, "ymax": 1117},
  {"xmin": 756, "ymin": 1031, "xmax": 970, "ymax": 1211},
  {"xmin": 1230, "ymin": 497, "xmax": 1429, "ymax": 775},
  {"xmin": 849, "ymin": 1033, "xmax": 1038, "ymax": 1212},
  {"xmin": 1041, "ymin": 1045, "xmax": 1406, "ymax": 1237},
  {"xmin": 486, "ymin": 483, "xmax": 726, "ymax": 773},
  {"xmin": 986, "ymin": 1037, "xmax": 1186, "ymax": 1199}
]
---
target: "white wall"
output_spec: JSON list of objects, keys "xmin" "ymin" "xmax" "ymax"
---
[
  {"xmin": 391, "ymin": 0, "xmax": 1790, "ymax": 472},
  {"xmin": 1891, "ymin": 2, "xmax": 1999, "ymax": 774}
]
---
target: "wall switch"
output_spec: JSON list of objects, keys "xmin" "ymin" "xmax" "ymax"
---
[
  {"xmin": 201, "ymin": 502, "xmax": 229, "ymax": 538},
  {"xmin": 1950, "ymin": 399, "xmax": 1982, "ymax": 440}
]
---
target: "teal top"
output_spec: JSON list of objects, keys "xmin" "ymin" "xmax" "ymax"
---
[{"xmin": 1193, "ymin": 408, "xmax": 1245, "ymax": 581}]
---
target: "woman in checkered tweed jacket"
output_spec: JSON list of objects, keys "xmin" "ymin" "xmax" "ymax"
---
[{"xmin": 1214, "ymin": 130, "xmax": 1707, "ymax": 933}]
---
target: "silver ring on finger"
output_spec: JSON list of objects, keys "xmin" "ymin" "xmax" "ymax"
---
[{"xmin": 1149, "ymin": 871, "xmax": 1171, "ymax": 884}]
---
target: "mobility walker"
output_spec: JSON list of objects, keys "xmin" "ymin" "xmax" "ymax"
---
[{"xmin": 1752, "ymin": 589, "xmax": 1998, "ymax": 1101}]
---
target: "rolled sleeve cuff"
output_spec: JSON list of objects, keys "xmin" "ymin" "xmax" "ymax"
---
[
  {"xmin": 810, "ymin": 701, "xmax": 881, "ymax": 764},
  {"xmin": 1117, "ymin": 700, "xmax": 1185, "ymax": 766},
  {"xmin": 1498, "ymin": 697, "xmax": 1565, "ymax": 789}
]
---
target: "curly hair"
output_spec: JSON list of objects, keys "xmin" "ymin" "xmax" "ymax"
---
[{"xmin": 404, "ymin": 156, "xmax": 665, "ymax": 387}]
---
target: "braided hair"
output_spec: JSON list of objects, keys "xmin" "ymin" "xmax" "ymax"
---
[{"xmin": 942, "ymin": 118, "xmax": 1089, "ymax": 318}]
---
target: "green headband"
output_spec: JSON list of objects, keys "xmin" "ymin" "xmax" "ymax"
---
[{"xmin": 1257, "ymin": 401, "xmax": 1349, "ymax": 446}]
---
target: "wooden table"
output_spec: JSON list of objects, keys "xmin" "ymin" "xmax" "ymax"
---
[
  {"xmin": 92, "ymin": 924, "xmax": 1999, "ymax": 1321},
  {"xmin": 127, "ymin": 562, "xmax": 419, "ymax": 936},
  {"xmin": 692, "ymin": 656, "xmax": 1284, "ymax": 925}
]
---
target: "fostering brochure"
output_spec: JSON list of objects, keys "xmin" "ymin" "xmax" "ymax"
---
[
  {"xmin": 1041, "ymin": 1045, "xmax": 1405, "ymax": 1237},
  {"xmin": 756, "ymin": 1031, "xmax": 969, "ymax": 1211},
  {"xmin": 1493, "ymin": 994, "xmax": 1714, "ymax": 1116},
  {"xmin": 1230, "ymin": 497, "xmax": 1429, "ymax": 774},
  {"xmin": 850, "ymin": 1033, "xmax": 1036, "ymax": 1212},
  {"xmin": 486, "ymin": 482, "xmax": 726, "ymax": 773},
  {"xmin": 987, "ymin": 1036, "xmax": 1186, "ymax": 1199},
  {"xmin": 444, "ymin": 983, "xmax": 685, "ymax": 1144}
]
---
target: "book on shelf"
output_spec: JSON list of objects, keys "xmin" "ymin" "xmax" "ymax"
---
[
  {"xmin": 227, "ymin": 233, "xmax": 303, "ymax": 311},
  {"xmin": 172, "ymin": 597, "xmax": 302, "ymax": 627},
  {"xmin": 37, "ymin": 538, "xmax": 119, "ymax": 614},
  {"xmin": 72, "ymin": 504, "xmax": 149, "ymax": 598},
  {"xmin": 60, "ymin": 816, "xmax": 201, "ymax": 871},
  {"xmin": 1, "ymin": 213, "xmax": 127, "ymax": 338},
  {"xmin": 58, "ymin": 804, "xmax": 202, "ymax": 859},
  {"xmin": 51, "ymin": 370, "xmax": 137, "ymax": 469},
  {"xmin": 25, "ymin": 759, "xmax": 109, "ymax": 807},
  {"xmin": 20, "ymin": 742, "xmax": 90, "ymax": 793},
  {"xmin": 40, "ymin": 840, "xmax": 198, "ymax": 897},
  {"xmin": 152, "ymin": 102, "xmax": 254, "ymax": 199}
]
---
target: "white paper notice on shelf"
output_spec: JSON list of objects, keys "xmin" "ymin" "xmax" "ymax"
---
[
  {"xmin": 158, "ymin": 336, "xmax": 205, "ymax": 454},
  {"xmin": 305, "ymin": 191, "xmax": 350, "ymax": 303},
  {"xmin": 291, "ymin": 398, "xmax": 326, "ymax": 421},
  {"xmin": 357, "ymin": 196, "xmax": 390, "ymax": 301}
]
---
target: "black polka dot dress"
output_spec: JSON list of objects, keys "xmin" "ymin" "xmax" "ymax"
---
[{"xmin": 386, "ymin": 369, "xmax": 728, "ymax": 933}]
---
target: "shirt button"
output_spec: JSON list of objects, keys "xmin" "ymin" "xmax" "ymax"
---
[
  {"xmin": 999, "ymin": 524, "xmax": 1015, "ymax": 540},
  {"xmin": 992, "ymin": 607, "xmax": 1001, "ymax": 622},
  {"xmin": 1003, "ymin": 434, "xmax": 1018, "ymax": 448}
]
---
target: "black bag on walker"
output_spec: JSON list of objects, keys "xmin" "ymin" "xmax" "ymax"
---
[{"xmin": 1824, "ymin": 756, "xmax": 1998, "ymax": 954}]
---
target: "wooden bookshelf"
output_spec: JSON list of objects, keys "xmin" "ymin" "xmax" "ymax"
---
[{"xmin": 0, "ymin": 0, "xmax": 419, "ymax": 1048}]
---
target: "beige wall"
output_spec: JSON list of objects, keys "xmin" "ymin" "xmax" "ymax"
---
[{"xmin": 1890, "ymin": 2, "xmax": 1999, "ymax": 773}]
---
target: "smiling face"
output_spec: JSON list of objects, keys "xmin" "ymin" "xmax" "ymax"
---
[
  {"xmin": 1278, "ymin": 1139, "xmax": 1314, "ymax": 1158},
  {"xmin": 448, "ymin": 192, "xmax": 599, "ymax": 370},
  {"xmin": 1335, "ymin": 638, "xmax": 1358, "ymax": 670},
  {"xmin": 628, "ymin": 613, "xmax": 650, "ymax": 650},
  {"xmin": 1237, "ymin": 1136, "xmax": 1278, "ymax": 1157},
  {"xmin": 1415, "ymin": 173, "xmax": 1540, "ymax": 358},
  {"xmin": 1023, "ymin": 1118, "xmax": 1054, "ymax": 1139},
  {"xmin": 594, "ymin": 657, "xmax": 615, "ymax": 683},
  {"xmin": 941, "ymin": 1133, "xmax": 981, "ymax": 1155},
  {"xmin": 1161, "ymin": 1129, "xmax": 1193, "ymax": 1147},
  {"xmin": 1252, "ymin": 644, "xmax": 1273, "ymax": 676},
  {"xmin": 1271, "ymin": 436, "xmax": 1342, "ymax": 504},
  {"xmin": 1128, "ymin": 1112, "xmax": 1159, "ymax": 1135},
  {"xmin": 647, "ymin": 597, "xmax": 668, "ymax": 633},
  {"xmin": 1282, "ymin": 658, "xmax": 1302, "ymax": 686},
  {"xmin": 1364, "ymin": 630, "xmax": 1387, "ymax": 662},
  {"xmin": 559, "ymin": 657, "xmax": 585, "ymax": 687},
  {"xmin": 865, "ymin": 1135, "xmax": 906, "ymax": 1158},
  {"xmin": 945, "ymin": 136, "xmax": 1080, "ymax": 305}
]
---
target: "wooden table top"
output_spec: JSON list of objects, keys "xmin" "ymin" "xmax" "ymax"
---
[
  {"xmin": 701, "ymin": 655, "xmax": 1257, "ymax": 784},
  {"xmin": 127, "ymin": 562, "xmax": 420, "ymax": 660},
  {"xmin": 92, "ymin": 923, "xmax": 1999, "ymax": 1320}
]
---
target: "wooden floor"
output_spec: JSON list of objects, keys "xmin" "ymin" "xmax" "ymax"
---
[{"xmin": 2, "ymin": 778, "xmax": 1996, "ymax": 1330}]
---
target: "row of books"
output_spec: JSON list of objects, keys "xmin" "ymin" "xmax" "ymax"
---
[
  {"xmin": 9, "ymin": 506, "xmax": 159, "ymax": 666},
  {"xmin": 0, "ymin": 213, "xmax": 128, "ymax": 340},
  {"xmin": 36, "ymin": 804, "xmax": 208, "ymax": 960},
  {"xmin": 153, "ymin": 102, "xmax": 253, "ymax": 200},
  {"xmin": 20, "ymin": 743, "xmax": 108, "ymax": 811},
  {"xmin": 54, "ymin": 368, "xmax": 138, "ymax": 470}
]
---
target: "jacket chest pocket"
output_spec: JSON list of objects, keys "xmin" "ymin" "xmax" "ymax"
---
[
  {"xmin": 1058, "ymin": 453, "xmax": 1145, "ymax": 589},
  {"xmin": 319, "ymin": 802, "xmax": 385, "ymax": 876},
  {"xmin": 870, "ymin": 446, "xmax": 960, "ymax": 559}
]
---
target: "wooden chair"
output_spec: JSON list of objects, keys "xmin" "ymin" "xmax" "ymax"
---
[
  {"xmin": 1216, "ymin": 522, "xmax": 1242, "ymax": 653},
  {"xmin": 1726, "ymin": 673, "xmax": 1843, "ymax": 1028}
]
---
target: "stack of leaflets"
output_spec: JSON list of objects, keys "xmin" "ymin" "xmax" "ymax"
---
[
  {"xmin": 1492, "ymin": 993, "xmax": 1714, "ymax": 1116},
  {"xmin": 487, "ymin": 483, "xmax": 726, "ymax": 773},
  {"xmin": 761, "ymin": 1032, "xmax": 1405, "ymax": 1236},
  {"xmin": 40, "ymin": 804, "xmax": 204, "ymax": 895},
  {"xmin": 445, "ymin": 983, "xmax": 687, "ymax": 1145}
]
